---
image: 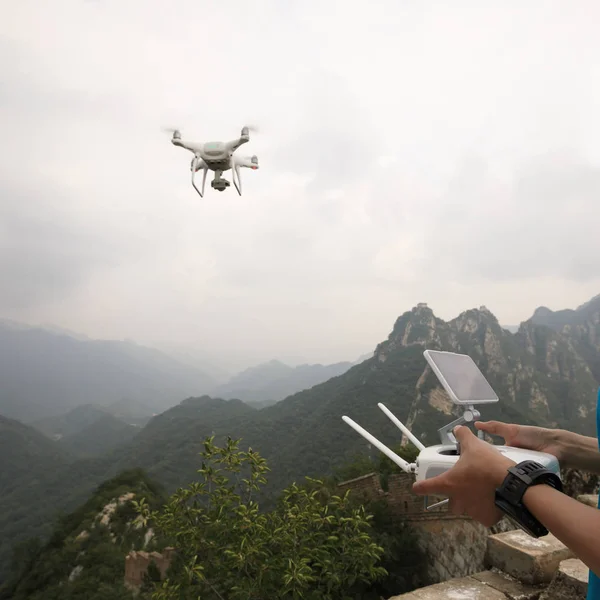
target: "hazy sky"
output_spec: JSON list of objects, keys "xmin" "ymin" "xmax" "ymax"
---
[{"xmin": 2, "ymin": 1, "xmax": 600, "ymax": 373}]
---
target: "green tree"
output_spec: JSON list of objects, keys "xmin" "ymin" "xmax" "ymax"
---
[
  {"xmin": 135, "ymin": 436, "xmax": 387, "ymax": 600},
  {"xmin": 300, "ymin": 468, "xmax": 427, "ymax": 597}
]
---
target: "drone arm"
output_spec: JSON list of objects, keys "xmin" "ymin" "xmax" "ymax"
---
[
  {"xmin": 172, "ymin": 138, "xmax": 203, "ymax": 154},
  {"xmin": 226, "ymin": 138, "xmax": 249, "ymax": 153},
  {"xmin": 225, "ymin": 127, "xmax": 250, "ymax": 153},
  {"xmin": 236, "ymin": 155, "xmax": 259, "ymax": 169}
]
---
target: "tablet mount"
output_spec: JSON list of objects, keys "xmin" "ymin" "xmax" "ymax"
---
[{"xmin": 438, "ymin": 405, "xmax": 482, "ymax": 445}]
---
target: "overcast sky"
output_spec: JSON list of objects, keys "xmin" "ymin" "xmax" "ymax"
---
[{"xmin": 2, "ymin": 1, "xmax": 600, "ymax": 373}]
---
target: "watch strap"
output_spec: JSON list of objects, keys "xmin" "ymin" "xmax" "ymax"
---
[
  {"xmin": 494, "ymin": 460, "xmax": 562, "ymax": 539},
  {"xmin": 494, "ymin": 496, "xmax": 549, "ymax": 538},
  {"xmin": 497, "ymin": 460, "xmax": 562, "ymax": 505}
]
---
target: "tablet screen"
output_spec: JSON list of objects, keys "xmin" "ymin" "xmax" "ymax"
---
[{"xmin": 424, "ymin": 350, "xmax": 499, "ymax": 404}]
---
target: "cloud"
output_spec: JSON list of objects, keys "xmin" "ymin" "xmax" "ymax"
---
[
  {"xmin": 0, "ymin": 176, "xmax": 149, "ymax": 310},
  {"xmin": 1, "ymin": 0, "xmax": 600, "ymax": 369},
  {"xmin": 373, "ymin": 151, "xmax": 600, "ymax": 285}
]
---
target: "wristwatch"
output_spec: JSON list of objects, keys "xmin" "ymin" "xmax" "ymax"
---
[{"xmin": 494, "ymin": 460, "xmax": 563, "ymax": 538}]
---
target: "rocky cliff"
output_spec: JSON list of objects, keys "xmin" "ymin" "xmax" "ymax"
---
[{"xmin": 375, "ymin": 299, "xmax": 600, "ymax": 442}]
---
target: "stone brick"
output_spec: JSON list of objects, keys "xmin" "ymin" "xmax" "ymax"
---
[
  {"xmin": 471, "ymin": 569, "xmax": 545, "ymax": 599},
  {"xmin": 412, "ymin": 518, "xmax": 499, "ymax": 583},
  {"xmin": 388, "ymin": 574, "xmax": 508, "ymax": 598},
  {"xmin": 124, "ymin": 547, "xmax": 175, "ymax": 590},
  {"xmin": 337, "ymin": 472, "xmax": 384, "ymax": 504},
  {"xmin": 576, "ymin": 494, "xmax": 598, "ymax": 508},
  {"xmin": 538, "ymin": 558, "xmax": 589, "ymax": 600},
  {"xmin": 486, "ymin": 531, "xmax": 574, "ymax": 584}
]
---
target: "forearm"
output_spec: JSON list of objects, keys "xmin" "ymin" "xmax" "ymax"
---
[
  {"xmin": 557, "ymin": 429, "xmax": 600, "ymax": 474},
  {"xmin": 523, "ymin": 484, "xmax": 600, "ymax": 575}
]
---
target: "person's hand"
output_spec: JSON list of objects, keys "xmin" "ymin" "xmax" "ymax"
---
[
  {"xmin": 475, "ymin": 420, "xmax": 564, "ymax": 461},
  {"xmin": 412, "ymin": 425, "xmax": 515, "ymax": 527}
]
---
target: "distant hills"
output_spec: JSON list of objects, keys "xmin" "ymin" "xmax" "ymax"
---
[
  {"xmin": 33, "ymin": 402, "xmax": 150, "ymax": 437},
  {"xmin": 0, "ymin": 322, "xmax": 216, "ymax": 422},
  {"xmin": 0, "ymin": 319, "xmax": 372, "ymax": 423},
  {"xmin": 211, "ymin": 355, "xmax": 371, "ymax": 408},
  {"xmin": 1, "ymin": 295, "xmax": 600, "ymax": 581}
]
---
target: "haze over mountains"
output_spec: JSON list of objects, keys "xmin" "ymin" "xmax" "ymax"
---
[
  {"xmin": 0, "ymin": 320, "xmax": 369, "ymax": 423},
  {"xmin": 211, "ymin": 356, "xmax": 372, "ymax": 408},
  {"xmin": 1, "ymin": 294, "xmax": 600, "ymax": 582},
  {"xmin": 0, "ymin": 321, "xmax": 216, "ymax": 422}
]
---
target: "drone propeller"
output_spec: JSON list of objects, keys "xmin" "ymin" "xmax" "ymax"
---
[{"xmin": 161, "ymin": 126, "xmax": 182, "ymax": 140}]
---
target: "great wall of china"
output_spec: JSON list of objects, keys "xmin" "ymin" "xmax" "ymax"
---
[{"xmin": 124, "ymin": 470, "xmax": 594, "ymax": 598}]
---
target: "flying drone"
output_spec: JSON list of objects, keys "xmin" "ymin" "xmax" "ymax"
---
[
  {"xmin": 342, "ymin": 350, "xmax": 561, "ymax": 518},
  {"xmin": 164, "ymin": 125, "xmax": 259, "ymax": 198}
]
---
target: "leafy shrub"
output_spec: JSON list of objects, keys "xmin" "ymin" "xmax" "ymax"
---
[{"xmin": 135, "ymin": 436, "xmax": 387, "ymax": 600}]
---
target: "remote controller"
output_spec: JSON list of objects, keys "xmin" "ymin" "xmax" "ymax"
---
[{"xmin": 342, "ymin": 350, "xmax": 561, "ymax": 508}]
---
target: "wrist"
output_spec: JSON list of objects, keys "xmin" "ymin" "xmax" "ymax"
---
[
  {"xmin": 554, "ymin": 429, "xmax": 597, "ymax": 469},
  {"xmin": 490, "ymin": 455, "xmax": 516, "ymax": 488},
  {"xmin": 550, "ymin": 428, "xmax": 570, "ymax": 464}
]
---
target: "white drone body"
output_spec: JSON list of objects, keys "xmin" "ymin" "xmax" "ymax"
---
[
  {"xmin": 167, "ymin": 126, "xmax": 259, "ymax": 198},
  {"xmin": 342, "ymin": 350, "xmax": 561, "ymax": 509}
]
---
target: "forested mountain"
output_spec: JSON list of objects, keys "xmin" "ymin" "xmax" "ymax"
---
[
  {"xmin": 33, "ymin": 404, "xmax": 117, "ymax": 439},
  {"xmin": 0, "ymin": 323, "xmax": 215, "ymax": 422},
  {"xmin": 0, "ymin": 415, "xmax": 101, "ymax": 581},
  {"xmin": 107, "ymin": 298, "xmax": 600, "ymax": 500},
  {"xmin": 58, "ymin": 414, "xmax": 139, "ymax": 458},
  {"xmin": 0, "ymin": 469, "xmax": 166, "ymax": 600},
  {"xmin": 2, "ymin": 295, "xmax": 600, "ymax": 583},
  {"xmin": 32, "ymin": 404, "xmax": 140, "ymax": 457}
]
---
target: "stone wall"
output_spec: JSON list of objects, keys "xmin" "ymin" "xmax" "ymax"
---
[
  {"xmin": 381, "ymin": 469, "xmax": 595, "ymax": 584},
  {"xmin": 338, "ymin": 471, "xmax": 518, "ymax": 584},
  {"xmin": 408, "ymin": 515, "xmax": 516, "ymax": 583},
  {"xmin": 124, "ymin": 547, "xmax": 175, "ymax": 591},
  {"xmin": 561, "ymin": 466, "xmax": 599, "ymax": 498},
  {"xmin": 388, "ymin": 494, "xmax": 597, "ymax": 599},
  {"xmin": 337, "ymin": 472, "xmax": 448, "ymax": 518},
  {"xmin": 337, "ymin": 473, "xmax": 382, "ymax": 501}
]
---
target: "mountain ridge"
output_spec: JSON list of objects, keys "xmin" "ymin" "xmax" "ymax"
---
[
  {"xmin": 105, "ymin": 296, "xmax": 600, "ymax": 504},
  {"xmin": 2, "ymin": 294, "xmax": 600, "ymax": 581},
  {"xmin": 210, "ymin": 357, "xmax": 364, "ymax": 407}
]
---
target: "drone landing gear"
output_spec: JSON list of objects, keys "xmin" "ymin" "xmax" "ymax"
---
[
  {"xmin": 231, "ymin": 163, "xmax": 242, "ymax": 196},
  {"xmin": 191, "ymin": 156, "xmax": 207, "ymax": 198}
]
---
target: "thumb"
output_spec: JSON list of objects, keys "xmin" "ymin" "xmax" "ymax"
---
[{"xmin": 453, "ymin": 424, "xmax": 476, "ymax": 447}]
